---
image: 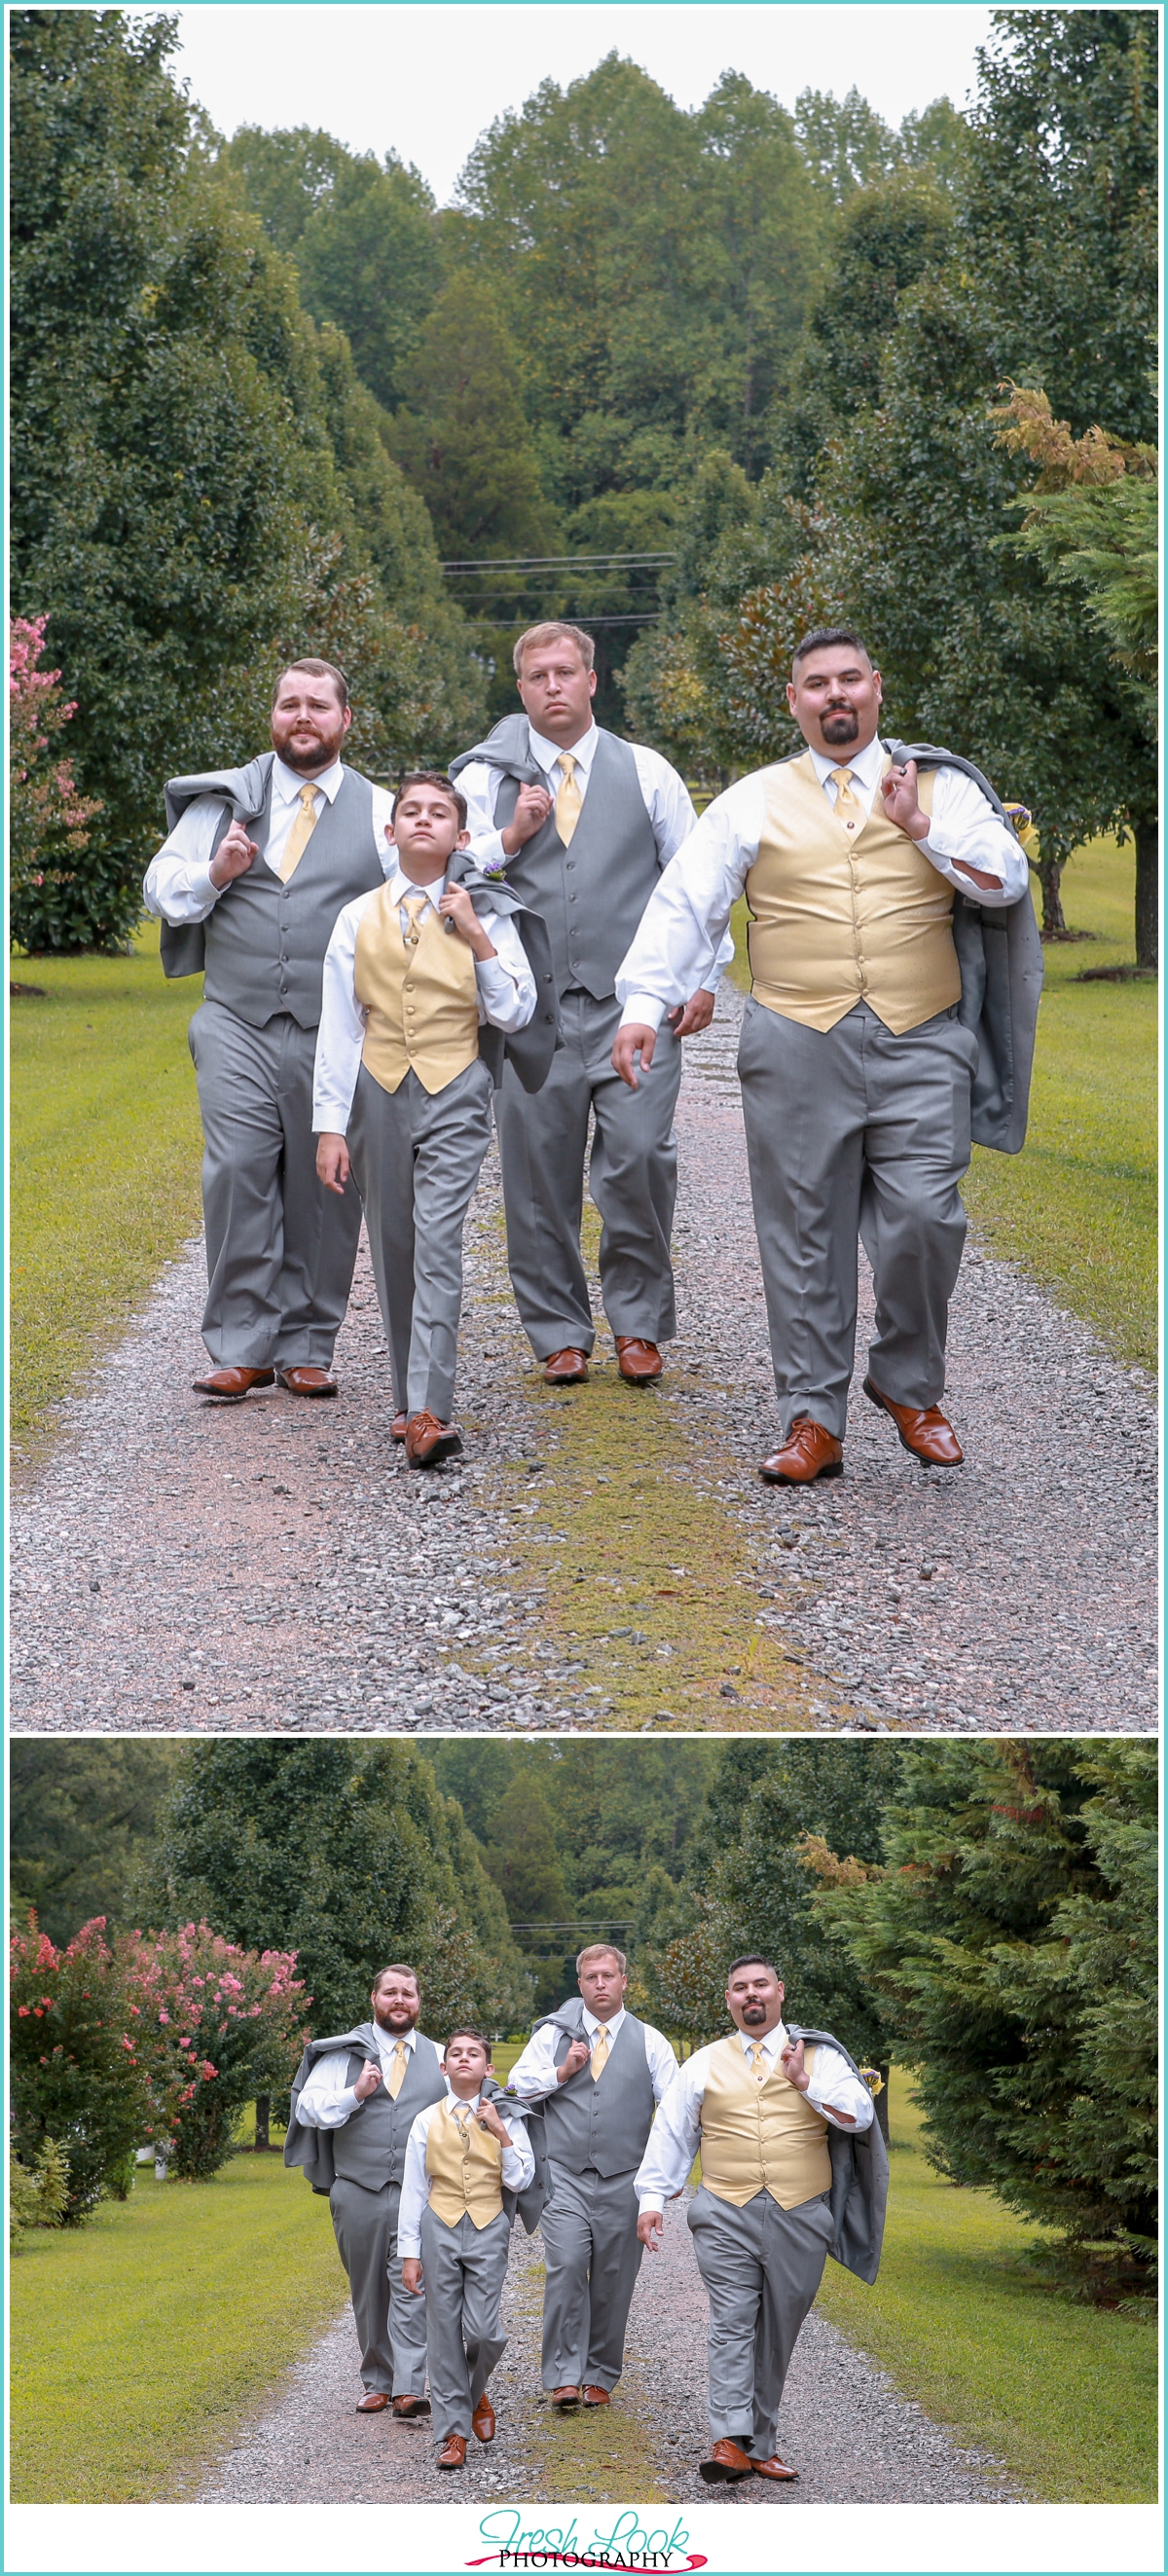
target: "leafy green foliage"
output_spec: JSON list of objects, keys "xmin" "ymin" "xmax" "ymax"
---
[
  {"xmin": 10, "ymin": 2138, "xmax": 70, "ymax": 2251},
  {"xmin": 9, "ymin": 616, "xmax": 104, "ymax": 954},
  {"xmin": 124, "ymin": 1924, "xmax": 308, "ymax": 2182},
  {"xmin": 10, "ymin": 1742, "xmax": 184, "ymax": 1946},
  {"xmin": 10, "ymin": 1916, "xmax": 149, "ymax": 2221}
]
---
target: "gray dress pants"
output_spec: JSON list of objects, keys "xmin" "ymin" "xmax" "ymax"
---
[
  {"xmin": 347, "ymin": 1056, "xmax": 494, "ymax": 1423},
  {"xmin": 189, "ymin": 1001, "xmax": 362, "ymax": 1368},
  {"xmin": 494, "ymin": 990, "xmax": 681, "ymax": 1358},
  {"xmin": 329, "ymin": 2174, "xmax": 429, "ymax": 2398},
  {"xmin": 687, "ymin": 2184, "xmax": 836, "ymax": 2458},
  {"xmin": 539, "ymin": 2161, "xmax": 644, "ymax": 2392},
  {"xmin": 420, "ymin": 2204, "xmax": 511, "ymax": 2445},
  {"xmin": 737, "ymin": 996, "xmax": 979, "ymax": 1440}
]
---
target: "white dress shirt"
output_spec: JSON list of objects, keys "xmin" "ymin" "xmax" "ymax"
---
[
  {"xmin": 143, "ymin": 755, "xmax": 398, "ymax": 923},
  {"xmin": 295, "ymin": 2021, "xmax": 433, "ymax": 2128},
  {"xmin": 506, "ymin": 2004, "xmax": 679, "ymax": 2106},
  {"xmin": 312, "ymin": 869, "xmax": 537, "ymax": 1133},
  {"xmin": 397, "ymin": 2091, "xmax": 534, "ymax": 2257},
  {"xmin": 615, "ymin": 734, "xmax": 1030, "ymax": 1031},
  {"xmin": 634, "ymin": 2022, "xmax": 874, "ymax": 2213}
]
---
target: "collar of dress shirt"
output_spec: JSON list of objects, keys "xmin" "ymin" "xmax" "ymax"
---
[
  {"xmin": 581, "ymin": 2003, "xmax": 625, "ymax": 2041},
  {"xmin": 376, "ymin": 2023, "xmax": 417, "ymax": 2056},
  {"xmin": 737, "ymin": 2021, "xmax": 786, "ymax": 2062},
  {"xmin": 272, "ymin": 753, "xmax": 345, "ymax": 807},
  {"xmin": 808, "ymin": 733, "xmax": 885, "ymax": 791},
  {"xmin": 528, "ymin": 721, "xmax": 599, "ymax": 781},
  {"xmin": 445, "ymin": 2088, "xmax": 487, "ymax": 2115},
  {"xmin": 390, "ymin": 866, "xmax": 447, "ymax": 906}
]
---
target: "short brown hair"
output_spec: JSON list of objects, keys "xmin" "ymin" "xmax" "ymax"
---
[
  {"xmin": 373, "ymin": 1963, "xmax": 420, "ymax": 1997},
  {"xmin": 273, "ymin": 656, "xmax": 349, "ymax": 710},
  {"xmin": 513, "ymin": 621, "xmax": 596, "ymax": 677},
  {"xmin": 391, "ymin": 769, "xmax": 467, "ymax": 828},
  {"xmin": 576, "ymin": 1943, "xmax": 627, "ymax": 1974},
  {"xmin": 443, "ymin": 2026, "xmax": 492, "ymax": 2055}
]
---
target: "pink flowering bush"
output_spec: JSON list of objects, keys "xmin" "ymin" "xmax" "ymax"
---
[
  {"xmin": 122, "ymin": 1924, "xmax": 310, "ymax": 2180},
  {"xmin": 9, "ymin": 1915, "xmax": 150, "ymax": 2219},
  {"xmin": 9, "ymin": 615, "xmax": 103, "ymax": 954}
]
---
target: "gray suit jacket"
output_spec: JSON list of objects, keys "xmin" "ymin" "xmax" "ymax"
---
[
  {"xmin": 785, "ymin": 2022, "xmax": 889, "ymax": 2287},
  {"xmin": 284, "ymin": 2024, "xmax": 543, "ymax": 2231}
]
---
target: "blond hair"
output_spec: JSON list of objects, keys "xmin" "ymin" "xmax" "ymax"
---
[
  {"xmin": 576, "ymin": 1942, "xmax": 627, "ymax": 1974},
  {"xmin": 513, "ymin": 621, "xmax": 596, "ymax": 677}
]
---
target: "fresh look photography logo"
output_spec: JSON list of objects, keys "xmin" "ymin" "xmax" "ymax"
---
[{"xmin": 466, "ymin": 2508, "xmax": 705, "ymax": 2569}]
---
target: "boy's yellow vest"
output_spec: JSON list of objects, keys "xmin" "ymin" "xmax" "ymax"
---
[
  {"xmin": 354, "ymin": 883, "xmax": 481, "ymax": 1096},
  {"xmin": 699, "ymin": 2034, "xmax": 833, "ymax": 2210},
  {"xmin": 425, "ymin": 2096, "xmax": 505, "ymax": 2230},
  {"xmin": 746, "ymin": 753, "xmax": 960, "ymax": 1036}
]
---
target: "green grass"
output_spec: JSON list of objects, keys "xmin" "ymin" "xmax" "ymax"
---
[
  {"xmin": 10, "ymin": 921, "xmax": 204, "ymax": 1464},
  {"xmin": 815, "ymin": 2077, "xmax": 1158, "ymax": 2504},
  {"xmin": 9, "ymin": 2151, "xmax": 347, "ymax": 2503},
  {"xmin": 730, "ymin": 834, "xmax": 1156, "ymax": 1373}
]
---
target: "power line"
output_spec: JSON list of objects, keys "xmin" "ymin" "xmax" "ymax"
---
[
  {"xmin": 440, "ymin": 550, "xmax": 676, "ymax": 572},
  {"xmin": 460, "ymin": 612, "xmax": 662, "ymax": 629}
]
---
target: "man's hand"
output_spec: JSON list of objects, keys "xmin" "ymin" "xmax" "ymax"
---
[
  {"xmin": 667, "ymin": 988, "xmax": 715, "ymax": 1039},
  {"xmin": 611, "ymin": 1023, "xmax": 657, "ymax": 1089},
  {"xmin": 438, "ymin": 883, "xmax": 497, "ymax": 959},
  {"xmin": 316, "ymin": 1133, "xmax": 351, "ymax": 1196},
  {"xmin": 474, "ymin": 2098, "xmax": 510, "ymax": 2144},
  {"xmin": 638, "ymin": 2209, "xmax": 665, "ymax": 2254},
  {"xmin": 780, "ymin": 2037, "xmax": 810, "ymax": 2094},
  {"xmin": 557, "ymin": 2039, "xmax": 592, "ymax": 2082},
  {"xmin": 401, "ymin": 2257, "xmax": 423, "ymax": 2296},
  {"xmin": 881, "ymin": 760, "xmax": 931, "ymax": 844},
  {"xmin": 209, "ymin": 820, "xmax": 259, "ymax": 887},
  {"xmin": 501, "ymin": 784, "xmax": 553, "ymax": 855},
  {"xmin": 352, "ymin": 2060, "xmax": 382, "ymax": 2102}
]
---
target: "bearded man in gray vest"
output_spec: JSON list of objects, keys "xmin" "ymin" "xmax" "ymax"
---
[
  {"xmin": 145, "ymin": 658, "xmax": 392, "ymax": 1401},
  {"xmin": 452, "ymin": 624, "xmax": 732, "ymax": 1387},
  {"xmin": 614, "ymin": 629, "xmax": 1040, "ymax": 1481},
  {"xmin": 506, "ymin": 1942, "xmax": 678, "ymax": 2410},
  {"xmin": 284, "ymin": 1962, "xmax": 448, "ymax": 2413}
]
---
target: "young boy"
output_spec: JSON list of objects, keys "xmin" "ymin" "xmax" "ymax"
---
[
  {"xmin": 398, "ymin": 2029, "xmax": 534, "ymax": 2470},
  {"xmin": 313, "ymin": 772, "xmax": 538, "ymax": 1465}
]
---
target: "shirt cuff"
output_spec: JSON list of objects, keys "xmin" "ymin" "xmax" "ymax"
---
[
  {"xmin": 921, "ymin": 828, "xmax": 1004, "ymax": 882},
  {"xmin": 312, "ymin": 1096, "xmax": 357, "ymax": 1136},
  {"xmin": 397, "ymin": 2229, "xmax": 421, "ymax": 2260},
  {"xmin": 189, "ymin": 861, "xmax": 223, "ymax": 913},
  {"xmin": 619, "ymin": 992, "xmax": 668, "ymax": 1032}
]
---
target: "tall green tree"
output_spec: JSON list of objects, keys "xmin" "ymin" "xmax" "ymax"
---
[{"xmin": 10, "ymin": 1743, "xmax": 184, "ymax": 1947}]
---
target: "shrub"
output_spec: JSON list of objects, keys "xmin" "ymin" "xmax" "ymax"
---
[
  {"xmin": 10, "ymin": 2137, "xmax": 70, "ymax": 2251},
  {"xmin": 9, "ymin": 615, "xmax": 103, "ymax": 955},
  {"xmin": 10, "ymin": 1915, "xmax": 150, "ymax": 2220},
  {"xmin": 122, "ymin": 1924, "xmax": 310, "ymax": 2180}
]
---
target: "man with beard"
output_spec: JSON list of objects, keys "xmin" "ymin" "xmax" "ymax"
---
[
  {"xmin": 636, "ymin": 1957, "xmax": 884, "ymax": 2484},
  {"xmin": 613, "ymin": 630, "xmax": 1037, "ymax": 1480},
  {"xmin": 285, "ymin": 1963, "xmax": 448, "ymax": 2414},
  {"xmin": 145, "ymin": 659, "xmax": 392, "ymax": 1401}
]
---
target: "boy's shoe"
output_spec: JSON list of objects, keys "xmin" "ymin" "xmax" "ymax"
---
[
  {"xmin": 437, "ymin": 2434, "xmax": 467, "ymax": 2469},
  {"xmin": 390, "ymin": 1413, "xmax": 408, "ymax": 1442},
  {"xmin": 405, "ymin": 1412, "xmax": 463, "ymax": 1467},
  {"xmin": 192, "ymin": 1367, "xmax": 274, "ymax": 1400},
  {"xmin": 581, "ymin": 2386, "xmax": 610, "ymax": 2406},
  {"xmin": 276, "ymin": 1366, "xmax": 338, "ymax": 1397},
  {"xmin": 699, "ymin": 2438, "xmax": 755, "ymax": 2484},
  {"xmin": 471, "ymin": 2394, "xmax": 495, "ymax": 2443},
  {"xmin": 551, "ymin": 2386, "xmax": 580, "ymax": 2409},
  {"xmin": 615, "ymin": 1337, "xmax": 663, "ymax": 1383},
  {"xmin": 544, "ymin": 1349, "xmax": 589, "ymax": 1384},
  {"xmin": 354, "ymin": 2389, "xmax": 390, "ymax": 2412},
  {"xmin": 392, "ymin": 2394, "xmax": 430, "ymax": 2417}
]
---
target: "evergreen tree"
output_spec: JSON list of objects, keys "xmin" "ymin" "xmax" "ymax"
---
[{"xmin": 10, "ymin": 1742, "xmax": 184, "ymax": 1947}]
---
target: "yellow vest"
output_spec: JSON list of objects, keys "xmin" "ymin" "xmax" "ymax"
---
[
  {"xmin": 425, "ymin": 2095, "xmax": 505, "ymax": 2230},
  {"xmin": 746, "ymin": 752, "xmax": 960, "ymax": 1035},
  {"xmin": 354, "ymin": 883, "xmax": 481, "ymax": 1097},
  {"xmin": 699, "ymin": 2033, "xmax": 833, "ymax": 2210}
]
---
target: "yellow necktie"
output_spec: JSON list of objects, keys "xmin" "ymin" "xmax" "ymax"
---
[
  {"xmin": 748, "ymin": 2042, "xmax": 767, "ymax": 2085},
  {"xmin": 386, "ymin": 2042, "xmax": 407, "ymax": 2100},
  {"xmin": 590, "ymin": 2024, "xmax": 610, "ymax": 2081},
  {"xmin": 278, "ymin": 782, "xmax": 319, "ymax": 882},
  {"xmin": 829, "ymin": 766, "xmax": 863, "ymax": 837},
  {"xmin": 555, "ymin": 752, "xmax": 583, "ymax": 846},
  {"xmin": 401, "ymin": 893, "xmax": 428, "ymax": 948},
  {"xmin": 455, "ymin": 2102, "xmax": 472, "ymax": 2149}
]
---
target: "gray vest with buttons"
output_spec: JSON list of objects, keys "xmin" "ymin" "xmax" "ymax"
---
[
  {"xmin": 329, "ymin": 2027, "xmax": 449, "ymax": 2194},
  {"xmin": 450, "ymin": 719, "xmax": 662, "ymax": 1002},
  {"xmin": 157, "ymin": 755, "xmax": 384, "ymax": 1030},
  {"xmin": 539, "ymin": 2005, "xmax": 657, "ymax": 2179}
]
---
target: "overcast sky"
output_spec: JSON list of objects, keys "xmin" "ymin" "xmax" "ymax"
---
[{"xmin": 171, "ymin": 4, "xmax": 995, "ymax": 203}]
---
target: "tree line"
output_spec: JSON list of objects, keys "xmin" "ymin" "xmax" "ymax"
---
[{"xmin": 11, "ymin": 1736, "xmax": 1154, "ymax": 2300}]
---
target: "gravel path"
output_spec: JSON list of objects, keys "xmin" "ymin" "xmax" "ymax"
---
[
  {"xmin": 11, "ymin": 980, "xmax": 1155, "ymax": 1731},
  {"xmin": 197, "ymin": 2191, "xmax": 1019, "ymax": 2507}
]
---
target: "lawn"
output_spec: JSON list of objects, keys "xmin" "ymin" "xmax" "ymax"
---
[
  {"xmin": 730, "ymin": 833, "xmax": 1156, "ymax": 1374},
  {"xmin": 9, "ymin": 920, "xmax": 204, "ymax": 1463},
  {"xmin": 9, "ymin": 2150, "xmax": 347, "ymax": 2503},
  {"xmin": 814, "ymin": 2075, "xmax": 1158, "ymax": 2505}
]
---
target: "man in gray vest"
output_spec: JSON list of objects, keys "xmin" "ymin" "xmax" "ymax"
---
[
  {"xmin": 284, "ymin": 1962, "xmax": 448, "ymax": 2413},
  {"xmin": 144, "ymin": 658, "xmax": 392, "ymax": 1401},
  {"xmin": 506, "ymin": 1943, "xmax": 678, "ymax": 2409},
  {"xmin": 453, "ymin": 624, "xmax": 732, "ymax": 1387}
]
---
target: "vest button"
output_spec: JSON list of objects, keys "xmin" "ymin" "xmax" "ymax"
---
[{"xmin": 569, "ymin": 894, "xmax": 577, "ymax": 902}]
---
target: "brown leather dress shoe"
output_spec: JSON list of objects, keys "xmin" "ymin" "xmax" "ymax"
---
[
  {"xmin": 405, "ymin": 1411, "xmax": 463, "ymax": 1467},
  {"xmin": 615, "ymin": 1336, "xmax": 663, "ymax": 1383},
  {"xmin": 699, "ymin": 2438, "xmax": 755, "ymax": 2484},
  {"xmin": 192, "ymin": 1366, "xmax": 274, "ymax": 1400},
  {"xmin": 863, "ymin": 1377, "xmax": 964, "ymax": 1464},
  {"xmin": 751, "ymin": 2451, "xmax": 799, "ymax": 2482},
  {"xmin": 758, "ymin": 1417, "xmax": 844, "ymax": 1484},
  {"xmin": 355, "ymin": 2389, "xmax": 390, "ymax": 2412},
  {"xmin": 551, "ymin": 2385, "xmax": 581, "ymax": 2410},
  {"xmin": 471, "ymin": 2393, "xmax": 495, "ymax": 2443},
  {"xmin": 437, "ymin": 2433, "xmax": 467, "ymax": 2469},
  {"xmin": 391, "ymin": 2393, "xmax": 430, "ymax": 2417},
  {"xmin": 390, "ymin": 1412, "xmax": 408, "ymax": 1442},
  {"xmin": 544, "ymin": 1348, "xmax": 590, "ymax": 1384},
  {"xmin": 276, "ymin": 1366, "xmax": 338, "ymax": 1397},
  {"xmin": 581, "ymin": 2385, "xmax": 610, "ymax": 2407}
]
